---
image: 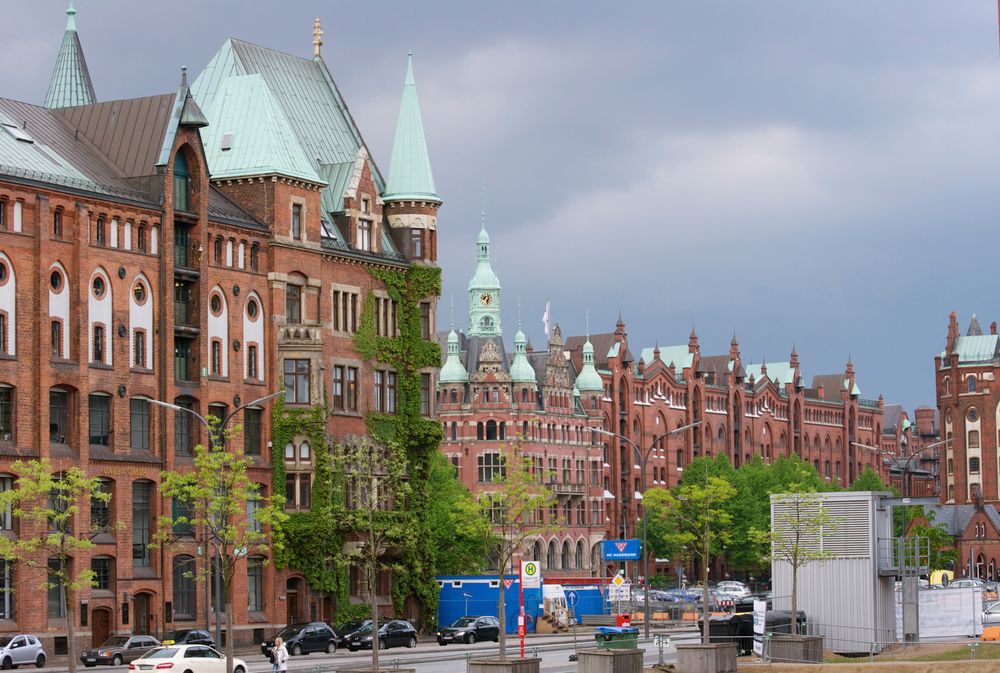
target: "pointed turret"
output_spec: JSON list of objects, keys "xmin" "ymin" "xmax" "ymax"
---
[
  {"xmin": 688, "ymin": 327, "xmax": 699, "ymax": 352},
  {"xmin": 439, "ymin": 328, "xmax": 468, "ymax": 384},
  {"xmin": 790, "ymin": 343, "xmax": 799, "ymax": 368},
  {"xmin": 729, "ymin": 333, "xmax": 740, "ymax": 360},
  {"xmin": 467, "ymin": 217, "xmax": 501, "ymax": 337},
  {"xmin": 510, "ymin": 328, "xmax": 536, "ymax": 384},
  {"xmin": 576, "ymin": 316, "xmax": 604, "ymax": 393},
  {"xmin": 44, "ymin": 1, "xmax": 97, "ymax": 108},
  {"xmin": 967, "ymin": 314, "xmax": 984, "ymax": 337},
  {"xmin": 383, "ymin": 52, "xmax": 441, "ymax": 262}
]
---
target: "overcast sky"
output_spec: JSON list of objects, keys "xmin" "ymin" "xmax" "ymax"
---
[{"xmin": 6, "ymin": 1, "xmax": 1000, "ymax": 412}]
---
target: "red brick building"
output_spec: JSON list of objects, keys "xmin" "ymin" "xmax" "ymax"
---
[
  {"xmin": 0, "ymin": 8, "xmax": 440, "ymax": 652},
  {"xmin": 439, "ymin": 228, "xmax": 890, "ymax": 582}
]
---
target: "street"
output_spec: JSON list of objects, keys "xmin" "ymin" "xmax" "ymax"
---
[{"xmin": 37, "ymin": 631, "xmax": 700, "ymax": 673}]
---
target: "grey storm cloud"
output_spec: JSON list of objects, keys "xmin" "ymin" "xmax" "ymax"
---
[{"xmin": 6, "ymin": 0, "xmax": 1000, "ymax": 410}]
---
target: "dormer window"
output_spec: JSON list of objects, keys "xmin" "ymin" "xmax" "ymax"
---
[
  {"xmin": 361, "ymin": 197, "xmax": 371, "ymax": 215},
  {"xmin": 357, "ymin": 220, "xmax": 372, "ymax": 252},
  {"xmin": 173, "ymin": 152, "xmax": 190, "ymax": 213}
]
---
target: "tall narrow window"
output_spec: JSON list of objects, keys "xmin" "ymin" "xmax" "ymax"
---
[
  {"xmin": 50, "ymin": 320, "xmax": 62, "ymax": 357},
  {"xmin": 47, "ymin": 558, "xmax": 66, "ymax": 617},
  {"xmin": 52, "ymin": 209, "xmax": 62, "ymax": 239},
  {"xmin": 286, "ymin": 284, "xmax": 302, "ymax": 323},
  {"xmin": 92, "ymin": 325, "xmax": 104, "ymax": 363},
  {"xmin": 174, "ymin": 399, "xmax": 194, "ymax": 456},
  {"xmin": 420, "ymin": 303, "xmax": 431, "ymax": 339},
  {"xmin": 173, "ymin": 152, "xmax": 190, "ymax": 212},
  {"xmin": 88, "ymin": 394, "xmax": 110, "ymax": 446},
  {"xmin": 411, "ymin": 229, "xmax": 422, "ymax": 258},
  {"xmin": 387, "ymin": 372, "xmax": 397, "ymax": 413},
  {"xmin": 137, "ymin": 223, "xmax": 147, "ymax": 252},
  {"xmin": 248, "ymin": 557, "xmax": 265, "ymax": 612},
  {"xmin": 247, "ymin": 345, "xmax": 258, "ymax": 379},
  {"xmin": 244, "ymin": 408, "xmax": 262, "ymax": 456},
  {"xmin": 0, "ymin": 386, "xmax": 11, "ymax": 442},
  {"xmin": 49, "ymin": 389, "xmax": 69, "ymax": 444},
  {"xmin": 213, "ymin": 237, "xmax": 223, "ymax": 264},
  {"xmin": 132, "ymin": 481, "xmax": 152, "ymax": 567},
  {"xmin": 0, "ymin": 476, "xmax": 13, "ymax": 530},
  {"xmin": 356, "ymin": 220, "xmax": 372, "ymax": 251},
  {"xmin": 421, "ymin": 373, "xmax": 431, "ymax": 416},
  {"xmin": 210, "ymin": 341, "xmax": 222, "ymax": 376},
  {"xmin": 133, "ymin": 330, "xmax": 146, "ymax": 368},
  {"xmin": 249, "ymin": 243, "xmax": 260, "ymax": 271},
  {"xmin": 129, "ymin": 398, "xmax": 150, "ymax": 450},
  {"xmin": 172, "ymin": 555, "xmax": 195, "ymax": 620},
  {"xmin": 346, "ymin": 367, "xmax": 358, "ymax": 411},
  {"xmin": 90, "ymin": 479, "xmax": 110, "ymax": 532},
  {"xmin": 0, "ymin": 202, "xmax": 6, "ymax": 230},
  {"xmin": 96, "ymin": 217, "xmax": 106, "ymax": 245},
  {"xmin": 0, "ymin": 313, "xmax": 7, "ymax": 354},
  {"xmin": 0, "ymin": 561, "xmax": 11, "ymax": 619},
  {"xmin": 291, "ymin": 204, "xmax": 303, "ymax": 240},
  {"xmin": 374, "ymin": 370, "xmax": 384, "ymax": 413},
  {"xmin": 91, "ymin": 557, "xmax": 111, "ymax": 590},
  {"xmin": 333, "ymin": 366, "xmax": 345, "ymax": 410}
]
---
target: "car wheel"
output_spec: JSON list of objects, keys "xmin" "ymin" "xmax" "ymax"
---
[
  {"xmin": 326, "ymin": 641, "xmax": 336, "ymax": 654},
  {"xmin": 112, "ymin": 655, "xmax": 123, "ymax": 667},
  {"xmin": 292, "ymin": 643, "xmax": 302, "ymax": 656},
  {"xmin": 378, "ymin": 638, "xmax": 386, "ymax": 650},
  {"xmin": 438, "ymin": 641, "xmax": 447, "ymax": 646},
  {"xmin": 234, "ymin": 668, "xmax": 245, "ymax": 673},
  {"xmin": 33, "ymin": 656, "xmax": 43, "ymax": 670},
  {"xmin": 466, "ymin": 633, "xmax": 476, "ymax": 645},
  {"xmin": 1, "ymin": 658, "xmax": 10, "ymax": 671}
]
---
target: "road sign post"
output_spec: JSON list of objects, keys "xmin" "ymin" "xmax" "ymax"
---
[
  {"xmin": 518, "ymin": 560, "xmax": 540, "ymax": 658},
  {"xmin": 568, "ymin": 590, "xmax": 579, "ymax": 660}
]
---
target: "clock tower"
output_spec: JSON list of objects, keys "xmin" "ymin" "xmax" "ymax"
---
[{"xmin": 467, "ymin": 224, "xmax": 502, "ymax": 336}]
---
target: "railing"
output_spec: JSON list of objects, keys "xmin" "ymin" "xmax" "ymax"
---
[
  {"xmin": 876, "ymin": 535, "xmax": 930, "ymax": 575},
  {"xmin": 859, "ymin": 398, "xmax": 881, "ymax": 409},
  {"xmin": 551, "ymin": 482, "xmax": 586, "ymax": 495},
  {"xmin": 0, "ymin": 163, "xmax": 153, "ymax": 202}
]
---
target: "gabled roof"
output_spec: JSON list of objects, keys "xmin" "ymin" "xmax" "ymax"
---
[
  {"xmin": 199, "ymin": 74, "xmax": 324, "ymax": 184},
  {"xmin": 882, "ymin": 405, "xmax": 903, "ymax": 435},
  {"xmin": 192, "ymin": 38, "xmax": 378, "ymax": 188},
  {"xmin": 44, "ymin": 2, "xmax": 96, "ymax": 109},
  {"xmin": 967, "ymin": 314, "xmax": 984, "ymax": 336},
  {"xmin": 383, "ymin": 53, "xmax": 438, "ymax": 203},
  {"xmin": 745, "ymin": 361, "xmax": 797, "ymax": 388},
  {"xmin": 639, "ymin": 344, "xmax": 693, "ymax": 371},
  {"xmin": 809, "ymin": 374, "xmax": 855, "ymax": 400},
  {"xmin": 920, "ymin": 504, "xmax": 976, "ymax": 536},
  {"xmin": 566, "ymin": 333, "xmax": 632, "ymax": 369},
  {"xmin": 697, "ymin": 354, "xmax": 736, "ymax": 382}
]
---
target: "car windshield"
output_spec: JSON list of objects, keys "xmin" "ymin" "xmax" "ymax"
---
[
  {"xmin": 451, "ymin": 618, "xmax": 477, "ymax": 628},
  {"xmin": 101, "ymin": 637, "xmax": 129, "ymax": 648},
  {"xmin": 338, "ymin": 620, "xmax": 366, "ymax": 632},
  {"xmin": 142, "ymin": 648, "xmax": 177, "ymax": 659},
  {"xmin": 275, "ymin": 626, "xmax": 302, "ymax": 640},
  {"xmin": 162, "ymin": 631, "xmax": 188, "ymax": 640}
]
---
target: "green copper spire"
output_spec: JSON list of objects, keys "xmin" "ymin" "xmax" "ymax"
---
[
  {"xmin": 467, "ymin": 201, "xmax": 501, "ymax": 337},
  {"xmin": 383, "ymin": 52, "xmax": 440, "ymax": 203},
  {"xmin": 510, "ymin": 301, "xmax": 536, "ymax": 384},
  {"xmin": 44, "ymin": 0, "xmax": 96, "ymax": 108},
  {"xmin": 576, "ymin": 311, "xmax": 603, "ymax": 392}
]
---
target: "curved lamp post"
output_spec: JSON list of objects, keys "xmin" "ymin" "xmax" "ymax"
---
[
  {"xmin": 596, "ymin": 420, "xmax": 702, "ymax": 638},
  {"xmin": 148, "ymin": 390, "xmax": 284, "ymax": 647}
]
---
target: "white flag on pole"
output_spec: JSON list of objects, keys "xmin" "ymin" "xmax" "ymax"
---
[{"xmin": 542, "ymin": 299, "xmax": 551, "ymax": 337}]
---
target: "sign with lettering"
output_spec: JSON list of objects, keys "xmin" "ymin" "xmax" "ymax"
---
[{"xmin": 602, "ymin": 539, "xmax": 641, "ymax": 561}]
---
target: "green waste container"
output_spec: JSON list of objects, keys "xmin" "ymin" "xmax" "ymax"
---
[{"xmin": 594, "ymin": 626, "xmax": 639, "ymax": 650}]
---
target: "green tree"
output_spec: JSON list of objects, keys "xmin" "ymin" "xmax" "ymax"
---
[
  {"xmin": 0, "ymin": 459, "xmax": 110, "ymax": 673},
  {"xmin": 646, "ymin": 476, "xmax": 736, "ymax": 644},
  {"xmin": 337, "ymin": 438, "xmax": 412, "ymax": 672},
  {"xmin": 905, "ymin": 506, "xmax": 959, "ymax": 570},
  {"xmin": 849, "ymin": 466, "xmax": 892, "ymax": 492},
  {"xmin": 427, "ymin": 452, "xmax": 493, "ymax": 575},
  {"xmin": 463, "ymin": 441, "xmax": 555, "ymax": 657},
  {"xmin": 157, "ymin": 426, "xmax": 287, "ymax": 673},
  {"xmin": 751, "ymin": 490, "xmax": 841, "ymax": 629}
]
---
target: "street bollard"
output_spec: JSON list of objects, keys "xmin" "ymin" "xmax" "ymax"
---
[{"xmin": 969, "ymin": 643, "xmax": 978, "ymax": 661}]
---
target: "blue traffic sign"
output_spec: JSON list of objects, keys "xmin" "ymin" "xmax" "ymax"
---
[{"xmin": 567, "ymin": 590, "xmax": 578, "ymax": 607}]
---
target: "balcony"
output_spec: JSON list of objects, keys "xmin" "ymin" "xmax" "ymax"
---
[
  {"xmin": 551, "ymin": 482, "xmax": 586, "ymax": 496},
  {"xmin": 877, "ymin": 536, "xmax": 930, "ymax": 577}
]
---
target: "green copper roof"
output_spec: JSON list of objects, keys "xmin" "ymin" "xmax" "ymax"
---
[
  {"xmin": 468, "ymin": 225, "xmax": 500, "ymax": 291},
  {"xmin": 745, "ymin": 361, "xmax": 795, "ymax": 386},
  {"xmin": 383, "ymin": 53, "xmax": 439, "ymax": 203},
  {"xmin": 509, "ymin": 329, "xmax": 536, "ymax": 383},
  {"xmin": 439, "ymin": 329, "xmax": 468, "ymax": 383},
  {"xmin": 641, "ymin": 345, "xmax": 694, "ymax": 370},
  {"xmin": 200, "ymin": 74, "xmax": 323, "ymax": 183},
  {"xmin": 43, "ymin": 1, "xmax": 96, "ymax": 109},
  {"xmin": 952, "ymin": 335, "xmax": 1000, "ymax": 363},
  {"xmin": 576, "ymin": 338, "xmax": 604, "ymax": 392}
]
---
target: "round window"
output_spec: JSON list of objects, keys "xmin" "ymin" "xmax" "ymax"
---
[
  {"xmin": 247, "ymin": 298, "xmax": 259, "ymax": 319},
  {"xmin": 92, "ymin": 276, "xmax": 105, "ymax": 297},
  {"xmin": 210, "ymin": 294, "xmax": 223, "ymax": 315},
  {"xmin": 968, "ymin": 407, "xmax": 979, "ymax": 423},
  {"xmin": 133, "ymin": 282, "xmax": 147, "ymax": 304},
  {"xmin": 49, "ymin": 270, "xmax": 62, "ymax": 291}
]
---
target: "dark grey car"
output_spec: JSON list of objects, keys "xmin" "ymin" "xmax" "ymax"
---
[
  {"xmin": 437, "ymin": 616, "xmax": 500, "ymax": 645},
  {"xmin": 80, "ymin": 635, "xmax": 160, "ymax": 667}
]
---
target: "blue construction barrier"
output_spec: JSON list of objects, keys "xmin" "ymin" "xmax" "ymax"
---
[{"xmin": 436, "ymin": 575, "xmax": 542, "ymax": 634}]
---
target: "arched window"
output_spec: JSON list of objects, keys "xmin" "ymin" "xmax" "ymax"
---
[
  {"xmin": 562, "ymin": 540, "xmax": 572, "ymax": 570},
  {"xmin": 968, "ymin": 375, "xmax": 977, "ymax": 393},
  {"xmin": 486, "ymin": 420, "xmax": 498, "ymax": 441},
  {"xmin": 547, "ymin": 540, "xmax": 558, "ymax": 570},
  {"xmin": 173, "ymin": 151, "xmax": 190, "ymax": 212},
  {"xmin": 172, "ymin": 555, "xmax": 196, "ymax": 620}
]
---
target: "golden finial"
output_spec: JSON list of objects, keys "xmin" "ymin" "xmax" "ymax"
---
[{"xmin": 312, "ymin": 18, "xmax": 323, "ymax": 58}]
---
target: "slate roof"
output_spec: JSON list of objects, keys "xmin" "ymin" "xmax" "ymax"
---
[
  {"xmin": 639, "ymin": 345, "xmax": 694, "ymax": 371},
  {"xmin": 921, "ymin": 504, "xmax": 976, "ymax": 536},
  {"xmin": 882, "ymin": 405, "xmax": 903, "ymax": 435},
  {"xmin": 697, "ymin": 354, "xmax": 738, "ymax": 384},
  {"xmin": 565, "ymin": 333, "xmax": 633, "ymax": 369},
  {"xmin": 808, "ymin": 374, "xmax": 855, "ymax": 400}
]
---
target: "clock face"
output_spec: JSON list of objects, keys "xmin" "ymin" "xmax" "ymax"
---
[{"xmin": 480, "ymin": 292, "xmax": 492, "ymax": 306}]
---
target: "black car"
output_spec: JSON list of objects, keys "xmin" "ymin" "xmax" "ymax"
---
[
  {"xmin": 160, "ymin": 629, "xmax": 214, "ymax": 647},
  {"xmin": 334, "ymin": 619, "xmax": 371, "ymax": 647},
  {"xmin": 260, "ymin": 622, "xmax": 338, "ymax": 657},
  {"xmin": 437, "ymin": 616, "xmax": 501, "ymax": 645},
  {"xmin": 346, "ymin": 620, "xmax": 418, "ymax": 651}
]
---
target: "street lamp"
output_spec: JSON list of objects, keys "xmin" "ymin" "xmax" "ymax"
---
[
  {"xmin": 596, "ymin": 420, "xmax": 702, "ymax": 638},
  {"xmin": 149, "ymin": 390, "xmax": 284, "ymax": 648},
  {"xmin": 463, "ymin": 592, "xmax": 472, "ymax": 616}
]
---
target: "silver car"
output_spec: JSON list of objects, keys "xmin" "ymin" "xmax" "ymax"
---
[{"xmin": 0, "ymin": 634, "xmax": 46, "ymax": 669}]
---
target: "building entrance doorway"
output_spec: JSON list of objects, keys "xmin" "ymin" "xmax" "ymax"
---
[{"xmin": 91, "ymin": 608, "xmax": 112, "ymax": 646}]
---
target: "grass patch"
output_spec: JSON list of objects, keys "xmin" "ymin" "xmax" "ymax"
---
[{"xmin": 820, "ymin": 642, "xmax": 1000, "ymax": 663}]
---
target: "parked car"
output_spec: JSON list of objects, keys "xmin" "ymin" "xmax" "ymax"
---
[
  {"xmin": 437, "ymin": 616, "xmax": 501, "ymax": 645},
  {"xmin": 81, "ymin": 635, "xmax": 160, "ymax": 667},
  {"xmin": 260, "ymin": 622, "xmax": 337, "ymax": 657},
  {"xmin": 984, "ymin": 601, "xmax": 1000, "ymax": 625},
  {"xmin": 159, "ymin": 629, "xmax": 214, "ymax": 647},
  {"xmin": 346, "ymin": 620, "xmax": 418, "ymax": 651},
  {"xmin": 130, "ymin": 645, "xmax": 246, "ymax": 673},
  {"xmin": 333, "ymin": 619, "xmax": 371, "ymax": 648},
  {"xmin": 716, "ymin": 581, "xmax": 752, "ymax": 599},
  {"xmin": 0, "ymin": 635, "xmax": 45, "ymax": 669}
]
